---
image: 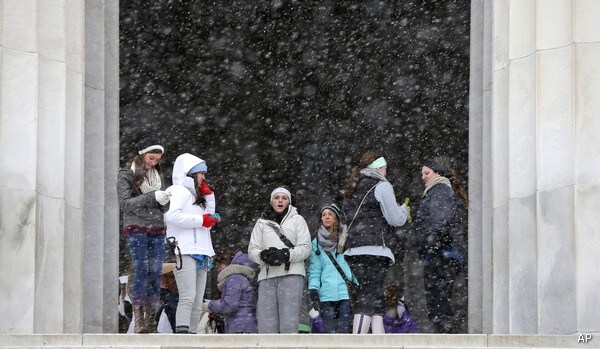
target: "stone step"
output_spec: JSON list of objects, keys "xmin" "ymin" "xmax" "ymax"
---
[{"xmin": 0, "ymin": 333, "xmax": 597, "ymax": 348}]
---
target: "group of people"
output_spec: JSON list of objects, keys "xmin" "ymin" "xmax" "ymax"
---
[{"xmin": 117, "ymin": 138, "xmax": 468, "ymax": 334}]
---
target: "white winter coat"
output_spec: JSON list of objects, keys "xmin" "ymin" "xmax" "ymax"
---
[
  {"xmin": 248, "ymin": 205, "xmax": 311, "ymax": 281},
  {"xmin": 164, "ymin": 153, "xmax": 215, "ymax": 256}
]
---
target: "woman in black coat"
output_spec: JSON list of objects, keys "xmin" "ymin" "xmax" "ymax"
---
[{"xmin": 414, "ymin": 156, "xmax": 467, "ymax": 334}]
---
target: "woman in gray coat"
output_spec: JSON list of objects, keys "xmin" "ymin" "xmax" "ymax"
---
[{"xmin": 117, "ymin": 137, "xmax": 171, "ymax": 333}]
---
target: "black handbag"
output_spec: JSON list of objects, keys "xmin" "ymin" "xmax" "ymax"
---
[{"xmin": 164, "ymin": 236, "xmax": 182, "ymax": 270}]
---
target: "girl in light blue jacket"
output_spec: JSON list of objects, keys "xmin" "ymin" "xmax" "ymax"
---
[{"xmin": 308, "ymin": 203, "xmax": 357, "ymax": 333}]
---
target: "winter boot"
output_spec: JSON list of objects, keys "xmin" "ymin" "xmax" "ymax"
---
[
  {"xmin": 352, "ymin": 314, "xmax": 371, "ymax": 334},
  {"xmin": 133, "ymin": 305, "xmax": 145, "ymax": 334},
  {"xmin": 371, "ymin": 315, "xmax": 385, "ymax": 333},
  {"xmin": 143, "ymin": 306, "xmax": 158, "ymax": 333},
  {"xmin": 175, "ymin": 325, "xmax": 190, "ymax": 334}
]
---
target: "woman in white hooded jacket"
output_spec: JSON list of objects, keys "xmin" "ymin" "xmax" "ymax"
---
[
  {"xmin": 248, "ymin": 187, "xmax": 311, "ymax": 333},
  {"xmin": 165, "ymin": 153, "xmax": 221, "ymax": 334}
]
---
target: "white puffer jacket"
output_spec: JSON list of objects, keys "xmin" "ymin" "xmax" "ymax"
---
[
  {"xmin": 248, "ymin": 205, "xmax": 311, "ymax": 281},
  {"xmin": 165, "ymin": 153, "xmax": 215, "ymax": 256}
]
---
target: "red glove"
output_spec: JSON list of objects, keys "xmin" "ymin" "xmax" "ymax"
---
[
  {"xmin": 202, "ymin": 213, "xmax": 219, "ymax": 228},
  {"xmin": 200, "ymin": 181, "xmax": 213, "ymax": 196}
]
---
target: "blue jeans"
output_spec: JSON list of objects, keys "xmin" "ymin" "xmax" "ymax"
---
[
  {"xmin": 127, "ymin": 232, "xmax": 164, "ymax": 306},
  {"xmin": 320, "ymin": 299, "xmax": 352, "ymax": 333}
]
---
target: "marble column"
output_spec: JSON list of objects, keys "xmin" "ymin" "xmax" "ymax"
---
[
  {"xmin": 469, "ymin": 0, "xmax": 600, "ymax": 334},
  {"xmin": 0, "ymin": 0, "xmax": 119, "ymax": 333}
]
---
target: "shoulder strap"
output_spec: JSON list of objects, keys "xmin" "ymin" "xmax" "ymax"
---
[
  {"xmin": 324, "ymin": 250, "xmax": 356, "ymax": 285},
  {"xmin": 269, "ymin": 224, "xmax": 294, "ymax": 271},
  {"xmin": 347, "ymin": 182, "xmax": 379, "ymax": 231},
  {"xmin": 270, "ymin": 225, "xmax": 294, "ymax": 249}
]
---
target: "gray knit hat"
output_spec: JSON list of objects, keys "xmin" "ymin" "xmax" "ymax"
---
[{"xmin": 320, "ymin": 203, "xmax": 343, "ymax": 222}]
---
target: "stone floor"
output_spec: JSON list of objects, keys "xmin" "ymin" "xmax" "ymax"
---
[{"xmin": 0, "ymin": 333, "xmax": 598, "ymax": 349}]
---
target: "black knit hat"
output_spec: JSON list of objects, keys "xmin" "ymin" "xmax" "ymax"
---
[
  {"xmin": 136, "ymin": 137, "xmax": 164, "ymax": 155},
  {"xmin": 422, "ymin": 158, "xmax": 449, "ymax": 177}
]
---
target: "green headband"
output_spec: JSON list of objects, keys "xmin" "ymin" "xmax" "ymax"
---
[{"xmin": 367, "ymin": 157, "xmax": 387, "ymax": 169}]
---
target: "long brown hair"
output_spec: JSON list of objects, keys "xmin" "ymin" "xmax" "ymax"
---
[
  {"xmin": 343, "ymin": 150, "xmax": 383, "ymax": 202},
  {"xmin": 127, "ymin": 149, "xmax": 163, "ymax": 193}
]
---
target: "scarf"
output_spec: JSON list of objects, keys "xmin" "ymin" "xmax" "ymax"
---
[
  {"xmin": 423, "ymin": 176, "xmax": 452, "ymax": 196},
  {"xmin": 261, "ymin": 205, "xmax": 289, "ymax": 224},
  {"xmin": 360, "ymin": 167, "xmax": 388, "ymax": 182},
  {"xmin": 216, "ymin": 264, "xmax": 256, "ymax": 291},
  {"xmin": 318, "ymin": 223, "xmax": 348, "ymax": 253},
  {"xmin": 131, "ymin": 163, "xmax": 162, "ymax": 194},
  {"xmin": 317, "ymin": 226, "xmax": 336, "ymax": 252}
]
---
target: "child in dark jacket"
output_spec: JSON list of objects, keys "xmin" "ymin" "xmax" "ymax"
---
[{"xmin": 202, "ymin": 251, "xmax": 258, "ymax": 333}]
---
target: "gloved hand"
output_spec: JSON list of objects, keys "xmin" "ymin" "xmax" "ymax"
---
[
  {"xmin": 259, "ymin": 247, "xmax": 290, "ymax": 266},
  {"xmin": 154, "ymin": 190, "xmax": 171, "ymax": 205},
  {"xmin": 201, "ymin": 213, "xmax": 221, "ymax": 228},
  {"xmin": 270, "ymin": 247, "xmax": 290, "ymax": 265},
  {"xmin": 401, "ymin": 197, "xmax": 412, "ymax": 224},
  {"xmin": 200, "ymin": 181, "xmax": 213, "ymax": 196},
  {"xmin": 309, "ymin": 289, "xmax": 320, "ymax": 312},
  {"xmin": 201, "ymin": 300, "xmax": 211, "ymax": 313},
  {"xmin": 260, "ymin": 247, "xmax": 279, "ymax": 265}
]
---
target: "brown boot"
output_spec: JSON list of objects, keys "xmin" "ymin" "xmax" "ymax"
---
[
  {"xmin": 133, "ymin": 305, "xmax": 145, "ymax": 334},
  {"xmin": 143, "ymin": 306, "xmax": 158, "ymax": 333}
]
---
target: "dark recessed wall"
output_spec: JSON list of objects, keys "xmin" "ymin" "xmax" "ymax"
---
[{"xmin": 119, "ymin": 1, "xmax": 470, "ymax": 331}]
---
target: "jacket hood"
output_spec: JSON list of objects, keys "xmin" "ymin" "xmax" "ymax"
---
[
  {"xmin": 231, "ymin": 251, "xmax": 257, "ymax": 268},
  {"xmin": 172, "ymin": 153, "xmax": 205, "ymax": 189}
]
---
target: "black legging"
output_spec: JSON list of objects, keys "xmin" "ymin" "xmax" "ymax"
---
[
  {"xmin": 345, "ymin": 255, "xmax": 390, "ymax": 316},
  {"xmin": 423, "ymin": 254, "xmax": 461, "ymax": 333}
]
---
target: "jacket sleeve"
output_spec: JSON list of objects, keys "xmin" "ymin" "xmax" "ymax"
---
[
  {"xmin": 248, "ymin": 220, "xmax": 264, "ymax": 265},
  {"xmin": 204, "ymin": 193, "xmax": 216, "ymax": 214},
  {"xmin": 375, "ymin": 181, "xmax": 407, "ymax": 227},
  {"xmin": 208, "ymin": 275, "xmax": 247, "ymax": 314},
  {"xmin": 288, "ymin": 216, "xmax": 311, "ymax": 263},
  {"xmin": 307, "ymin": 241, "xmax": 322, "ymax": 291},
  {"xmin": 164, "ymin": 185, "xmax": 205, "ymax": 228},
  {"xmin": 117, "ymin": 170, "xmax": 157, "ymax": 211}
]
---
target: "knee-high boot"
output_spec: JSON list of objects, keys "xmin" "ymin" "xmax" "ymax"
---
[
  {"xmin": 133, "ymin": 305, "xmax": 145, "ymax": 334},
  {"xmin": 143, "ymin": 306, "xmax": 158, "ymax": 333},
  {"xmin": 352, "ymin": 314, "xmax": 371, "ymax": 334},
  {"xmin": 371, "ymin": 315, "xmax": 385, "ymax": 333}
]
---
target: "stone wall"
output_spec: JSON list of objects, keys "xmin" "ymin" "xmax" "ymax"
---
[
  {"xmin": 0, "ymin": 0, "xmax": 119, "ymax": 333},
  {"xmin": 469, "ymin": 0, "xmax": 600, "ymax": 334},
  {"xmin": 1, "ymin": 0, "xmax": 599, "ymax": 335}
]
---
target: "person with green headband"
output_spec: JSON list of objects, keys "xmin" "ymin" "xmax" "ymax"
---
[{"xmin": 342, "ymin": 151, "xmax": 411, "ymax": 334}]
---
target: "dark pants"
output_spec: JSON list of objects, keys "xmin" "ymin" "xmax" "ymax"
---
[
  {"xmin": 345, "ymin": 255, "xmax": 390, "ymax": 316},
  {"xmin": 321, "ymin": 299, "xmax": 352, "ymax": 333},
  {"xmin": 423, "ymin": 255, "xmax": 461, "ymax": 333},
  {"xmin": 157, "ymin": 288, "xmax": 179, "ymax": 333}
]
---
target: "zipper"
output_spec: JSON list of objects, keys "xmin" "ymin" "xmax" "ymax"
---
[
  {"xmin": 381, "ymin": 230, "xmax": 386, "ymax": 247},
  {"xmin": 194, "ymin": 228, "xmax": 197, "ymax": 244}
]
